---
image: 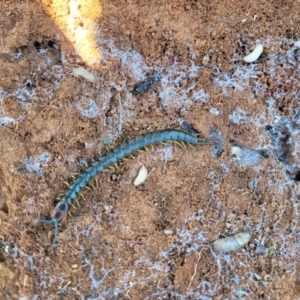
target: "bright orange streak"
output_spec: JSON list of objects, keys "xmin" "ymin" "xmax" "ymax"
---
[{"xmin": 41, "ymin": 0, "xmax": 102, "ymax": 66}]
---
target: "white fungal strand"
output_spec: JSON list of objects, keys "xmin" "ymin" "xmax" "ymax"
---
[
  {"xmin": 212, "ymin": 232, "xmax": 252, "ymax": 253},
  {"xmin": 73, "ymin": 67, "xmax": 95, "ymax": 83},
  {"xmin": 134, "ymin": 165, "xmax": 148, "ymax": 186},
  {"xmin": 243, "ymin": 44, "xmax": 263, "ymax": 63}
]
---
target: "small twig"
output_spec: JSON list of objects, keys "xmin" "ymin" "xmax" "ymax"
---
[
  {"xmin": 117, "ymin": 94, "xmax": 124, "ymax": 134},
  {"xmin": 57, "ymin": 280, "xmax": 71, "ymax": 295}
]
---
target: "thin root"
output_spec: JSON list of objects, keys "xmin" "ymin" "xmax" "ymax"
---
[{"xmin": 187, "ymin": 247, "xmax": 207, "ymax": 291}]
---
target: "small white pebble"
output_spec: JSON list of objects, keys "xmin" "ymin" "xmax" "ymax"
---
[
  {"xmin": 202, "ymin": 54, "xmax": 210, "ymax": 65},
  {"xmin": 208, "ymin": 107, "xmax": 220, "ymax": 116},
  {"xmin": 232, "ymin": 146, "xmax": 263, "ymax": 166},
  {"xmin": 254, "ymin": 273, "xmax": 263, "ymax": 281},
  {"xmin": 134, "ymin": 165, "xmax": 148, "ymax": 186},
  {"xmin": 73, "ymin": 67, "xmax": 95, "ymax": 83},
  {"xmin": 264, "ymin": 274, "xmax": 272, "ymax": 281},
  {"xmin": 231, "ymin": 146, "xmax": 243, "ymax": 161},
  {"xmin": 212, "ymin": 232, "xmax": 252, "ymax": 253},
  {"xmin": 104, "ymin": 205, "xmax": 113, "ymax": 213},
  {"xmin": 273, "ymin": 115, "xmax": 281, "ymax": 124},
  {"xmin": 163, "ymin": 229, "xmax": 173, "ymax": 235},
  {"xmin": 243, "ymin": 44, "xmax": 263, "ymax": 63}
]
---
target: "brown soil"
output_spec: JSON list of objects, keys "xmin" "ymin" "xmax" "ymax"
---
[{"xmin": 1, "ymin": 0, "xmax": 300, "ymax": 299}]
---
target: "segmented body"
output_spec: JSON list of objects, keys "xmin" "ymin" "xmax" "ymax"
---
[{"xmin": 38, "ymin": 129, "xmax": 212, "ymax": 248}]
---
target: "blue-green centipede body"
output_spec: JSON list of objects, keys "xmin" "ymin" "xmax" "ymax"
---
[{"xmin": 36, "ymin": 129, "xmax": 212, "ymax": 247}]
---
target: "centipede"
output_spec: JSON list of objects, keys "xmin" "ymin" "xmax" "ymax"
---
[{"xmin": 35, "ymin": 129, "xmax": 213, "ymax": 249}]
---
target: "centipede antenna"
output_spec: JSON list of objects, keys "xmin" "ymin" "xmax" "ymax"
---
[
  {"xmin": 199, "ymin": 142, "xmax": 214, "ymax": 146},
  {"xmin": 197, "ymin": 138, "xmax": 215, "ymax": 145},
  {"xmin": 34, "ymin": 218, "xmax": 59, "ymax": 250},
  {"xmin": 34, "ymin": 218, "xmax": 54, "ymax": 224},
  {"xmin": 52, "ymin": 221, "xmax": 59, "ymax": 249}
]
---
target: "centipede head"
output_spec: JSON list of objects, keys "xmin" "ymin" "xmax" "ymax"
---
[
  {"xmin": 52, "ymin": 201, "xmax": 69, "ymax": 223},
  {"xmin": 34, "ymin": 201, "xmax": 69, "ymax": 250}
]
